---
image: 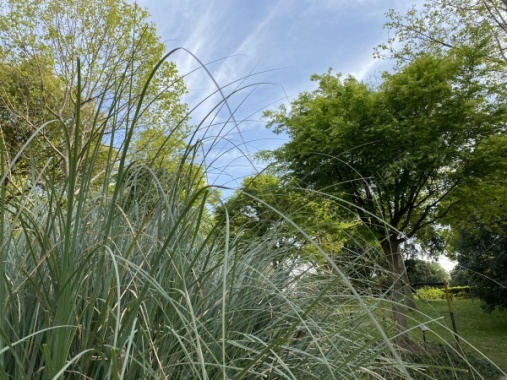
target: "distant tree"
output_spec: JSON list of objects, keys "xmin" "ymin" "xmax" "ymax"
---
[
  {"xmin": 122, "ymin": 126, "xmax": 208, "ymax": 220},
  {"xmin": 264, "ymin": 49, "xmax": 506, "ymax": 341},
  {"xmin": 405, "ymin": 259, "xmax": 448, "ymax": 285},
  {"xmin": 453, "ymin": 220, "xmax": 507, "ymax": 312},
  {"xmin": 215, "ymin": 173, "xmax": 354, "ymax": 265},
  {"xmin": 450, "ymin": 267, "xmax": 470, "ymax": 287}
]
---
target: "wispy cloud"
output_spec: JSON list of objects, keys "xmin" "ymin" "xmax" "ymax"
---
[{"xmin": 135, "ymin": 0, "xmax": 413, "ymax": 188}]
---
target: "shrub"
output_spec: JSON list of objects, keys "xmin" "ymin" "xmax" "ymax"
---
[
  {"xmin": 449, "ymin": 285, "xmax": 472, "ymax": 300},
  {"xmin": 414, "ymin": 287, "xmax": 446, "ymax": 300}
]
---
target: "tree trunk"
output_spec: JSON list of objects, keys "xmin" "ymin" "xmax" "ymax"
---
[
  {"xmin": 401, "ymin": 261, "xmax": 418, "ymax": 310},
  {"xmin": 381, "ymin": 237, "xmax": 412, "ymax": 347}
]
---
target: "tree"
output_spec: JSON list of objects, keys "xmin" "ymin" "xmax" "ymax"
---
[
  {"xmin": 450, "ymin": 267, "xmax": 470, "ymax": 286},
  {"xmin": 264, "ymin": 49, "xmax": 506, "ymax": 342},
  {"xmin": 0, "ymin": 0, "xmax": 187, "ymax": 186},
  {"xmin": 405, "ymin": 259, "xmax": 448, "ymax": 284},
  {"xmin": 382, "ymin": 0, "xmax": 507, "ymax": 309},
  {"xmin": 379, "ymin": 0, "xmax": 507, "ymax": 69},
  {"xmin": 0, "ymin": 57, "xmax": 65, "ymax": 188},
  {"xmin": 122, "ymin": 126, "xmax": 209, "ymax": 222},
  {"xmin": 452, "ymin": 220, "xmax": 507, "ymax": 312},
  {"xmin": 215, "ymin": 173, "xmax": 354, "ymax": 265}
]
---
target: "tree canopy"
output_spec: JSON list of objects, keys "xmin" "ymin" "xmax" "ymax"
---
[
  {"xmin": 379, "ymin": 0, "xmax": 507, "ymax": 72},
  {"xmin": 0, "ymin": 57, "xmax": 64, "ymax": 180},
  {"xmin": 0, "ymin": 0, "xmax": 187, "ymax": 123},
  {"xmin": 266, "ymin": 50, "xmax": 505, "ymax": 241},
  {"xmin": 0, "ymin": 0, "xmax": 188, "ymax": 186}
]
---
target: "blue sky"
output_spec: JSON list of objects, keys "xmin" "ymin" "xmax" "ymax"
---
[{"xmin": 137, "ymin": 0, "xmax": 414, "ymax": 189}]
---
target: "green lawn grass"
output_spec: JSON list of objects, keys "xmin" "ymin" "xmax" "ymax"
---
[{"xmin": 407, "ymin": 300, "xmax": 507, "ymax": 373}]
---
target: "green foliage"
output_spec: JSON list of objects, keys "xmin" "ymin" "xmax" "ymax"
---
[
  {"xmin": 0, "ymin": 57, "xmax": 63, "ymax": 158},
  {"xmin": 0, "ymin": 74, "xmax": 418, "ymax": 378},
  {"xmin": 437, "ymin": 129, "xmax": 507, "ymax": 239},
  {"xmin": 266, "ymin": 50, "xmax": 505, "ymax": 242},
  {"xmin": 0, "ymin": 57, "xmax": 62, "ymax": 191},
  {"xmin": 0, "ymin": 0, "xmax": 503, "ymax": 377},
  {"xmin": 448, "ymin": 286, "xmax": 472, "ymax": 300},
  {"xmin": 453, "ymin": 220, "xmax": 507, "ymax": 312},
  {"xmin": 405, "ymin": 259, "xmax": 449, "ymax": 284},
  {"xmin": 126, "ymin": 126, "xmax": 207, "ymax": 209},
  {"xmin": 0, "ymin": 0, "xmax": 188, "ymax": 183},
  {"xmin": 414, "ymin": 287, "xmax": 446, "ymax": 301},
  {"xmin": 215, "ymin": 173, "xmax": 355, "ymax": 264},
  {"xmin": 450, "ymin": 267, "xmax": 471, "ymax": 286},
  {"xmin": 381, "ymin": 0, "xmax": 507, "ymax": 318},
  {"xmin": 264, "ymin": 48, "xmax": 507, "ymax": 336},
  {"xmin": 415, "ymin": 285, "xmax": 469, "ymax": 301},
  {"xmin": 380, "ymin": 0, "xmax": 507, "ymax": 78},
  {"xmin": 0, "ymin": 0, "xmax": 187, "ymax": 112},
  {"xmin": 0, "ymin": 56, "xmax": 112, "ymax": 196}
]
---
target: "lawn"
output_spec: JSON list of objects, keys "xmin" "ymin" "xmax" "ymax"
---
[{"xmin": 406, "ymin": 299, "xmax": 507, "ymax": 373}]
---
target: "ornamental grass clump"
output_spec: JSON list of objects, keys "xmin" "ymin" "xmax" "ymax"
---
[{"xmin": 0, "ymin": 52, "xmax": 503, "ymax": 379}]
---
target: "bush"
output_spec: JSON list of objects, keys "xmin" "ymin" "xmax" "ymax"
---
[
  {"xmin": 414, "ymin": 287, "xmax": 446, "ymax": 300},
  {"xmin": 454, "ymin": 221, "xmax": 507, "ymax": 312},
  {"xmin": 449, "ymin": 285, "xmax": 472, "ymax": 300}
]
